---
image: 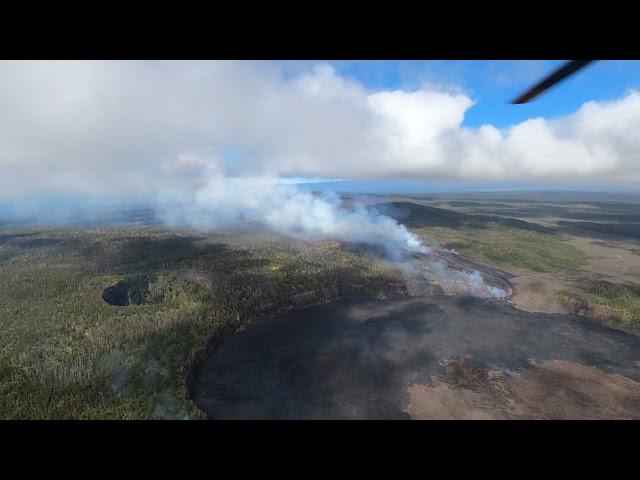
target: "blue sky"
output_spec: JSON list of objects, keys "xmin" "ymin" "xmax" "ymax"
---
[{"xmin": 325, "ymin": 60, "xmax": 640, "ymax": 127}]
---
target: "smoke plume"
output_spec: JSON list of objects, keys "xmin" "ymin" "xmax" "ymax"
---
[
  {"xmin": 162, "ymin": 175, "xmax": 504, "ymax": 298},
  {"xmin": 162, "ymin": 176, "xmax": 429, "ymax": 256}
]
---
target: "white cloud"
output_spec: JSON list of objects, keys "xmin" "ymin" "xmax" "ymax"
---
[{"xmin": 1, "ymin": 60, "xmax": 639, "ymax": 202}]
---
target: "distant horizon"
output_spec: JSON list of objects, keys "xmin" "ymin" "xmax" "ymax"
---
[
  {"xmin": 300, "ymin": 180, "xmax": 640, "ymax": 196},
  {"xmin": 3, "ymin": 187, "xmax": 640, "ymax": 224}
]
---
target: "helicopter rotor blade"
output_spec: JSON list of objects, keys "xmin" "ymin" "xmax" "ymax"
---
[{"xmin": 511, "ymin": 60, "xmax": 594, "ymax": 104}]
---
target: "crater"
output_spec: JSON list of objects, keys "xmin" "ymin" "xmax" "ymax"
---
[{"xmin": 102, "ymin": 275, "xmax": 150, "ymax": 306}]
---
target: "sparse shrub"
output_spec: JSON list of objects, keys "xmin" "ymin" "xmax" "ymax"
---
[{"xmin": 556, "ymin": 281, "xmax": 640, "ymax": 327}]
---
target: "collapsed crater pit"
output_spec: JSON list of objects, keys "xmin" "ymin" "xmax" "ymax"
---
[{"xmin": 102, "ymin": 275, "xmax": 150, "ymax": 306}]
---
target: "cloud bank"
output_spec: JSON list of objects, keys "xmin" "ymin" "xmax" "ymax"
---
[{"xmin": 1, "ymin": 60, "xmax": 640, "ymax": 203}]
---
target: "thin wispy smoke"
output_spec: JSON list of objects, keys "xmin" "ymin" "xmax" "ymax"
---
[{"xmin": 428, "ymin": 261, "xmax": 507, "ymax": 299}]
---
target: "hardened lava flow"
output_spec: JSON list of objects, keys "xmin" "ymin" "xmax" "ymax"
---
[{"xmin": 409, "ymin": 249, "xmax": 515, "ymax": 299}]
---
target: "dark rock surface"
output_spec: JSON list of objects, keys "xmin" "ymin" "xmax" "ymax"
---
[{"xmin": 191, "ymin": 296, "xmax": 640, "ymax": 419}]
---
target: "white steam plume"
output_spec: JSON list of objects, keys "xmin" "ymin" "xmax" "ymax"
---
[
  {"xmin": 162, "ymin": 175, "xmax": 429, "ymax": 258},
  {"xmin": 162, "ymin": 175, "xmax": 505, "ymax": 298}
]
